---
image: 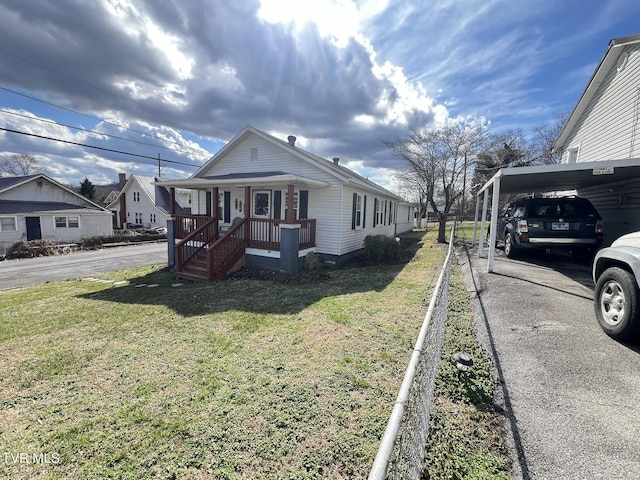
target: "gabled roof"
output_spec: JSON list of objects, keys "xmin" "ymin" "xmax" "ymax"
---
[
  {"xmin": 555, "ymin": 33, "xmax": 640, "ymax": 150},
  {"xmin": 190, "ymin": 125, "xmax": 404, "ymax": 201},
  {"xmin": 0, "ymin": 174, "xmax": 41, "ymax": 191},
  {"xmin": 106, "ymin": 174, "xmax": 190, "ymax": 214},
  {"xmin": 0, "ymin": 173, "xmax": 109, "ymax": 211},
  {"xmin": 0, "ymin": 200, "xmax": 110, "ymax": 215}
]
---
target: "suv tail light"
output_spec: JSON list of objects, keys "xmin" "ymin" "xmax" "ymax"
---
[
  {"xmin": 595, "ymin": 220, "xmax": 603, "ymax": 233},
  {"xmin": 517, "ymin": 219, "xmax": 528, "ymax": 233},
  {"xmin": 596, "ymin": 219, "xmax": 604, "ymax": 240}
]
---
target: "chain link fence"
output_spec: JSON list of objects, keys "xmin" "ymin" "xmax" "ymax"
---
[{"xmin": 368, "ymin": 223, "xmax": 455, "ymax": 480}]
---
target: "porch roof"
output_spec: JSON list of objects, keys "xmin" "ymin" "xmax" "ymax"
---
[{"xmin": 156, "ymin": 171, "xmax": 330, "ymax": 190}]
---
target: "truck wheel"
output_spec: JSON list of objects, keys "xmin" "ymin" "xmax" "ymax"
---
[
  {"xmin": 594, "ymin": 267, "xmax": 640, "ymax": 341},
  {"xmin": 504, "ymin": 232, "xmax": 518, "ymax": 258}
]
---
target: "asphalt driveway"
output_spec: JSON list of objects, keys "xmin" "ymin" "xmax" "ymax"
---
[
  {"xmin": 458, "ymin": 243, "xmax": 640, "ymax": 480},
  {"xmin": 0, "ymin": 242, "xmax": 168, "ymax": 290}
]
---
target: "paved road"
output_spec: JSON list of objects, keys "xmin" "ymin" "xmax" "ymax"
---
[
  {"xmin": 458, "ymin": 243, "xmax": 640, "ymax": 480},
  {"xmin": 0, "ymin": 242, "xmax": 168, "ymax": 290}
]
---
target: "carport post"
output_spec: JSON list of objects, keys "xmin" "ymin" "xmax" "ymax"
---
[
  {"xmin": 478, "ymin": 189, "xmax": 489, "ymax": 257},
  {"xmin": 487, "ymin": 176, "xmax": 500, "ymax": 273},
  {"xmin": 472, "ymin": 194, "xmax": 481, "ymax": 246}
]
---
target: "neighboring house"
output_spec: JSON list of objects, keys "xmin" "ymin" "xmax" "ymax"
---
[
  {"xmin": 554, "ymin": 32, "xmax": 640, "ymax": 242},
  {"xmin": 156, "ymin": 125, "xmax": 414, "ymax": 281},
  {"xmin": 106, "ymin": 173, "xmax": 191, "ymax": 229},
  {"xmin": 102, "ymin": 190, "xmax": 119, "ymax": 207},
  {"xmin": 0, "ymin": 174, "xmax": 113, "ymax": 251}
]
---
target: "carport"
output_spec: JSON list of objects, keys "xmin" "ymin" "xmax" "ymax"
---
[{"xmin": 473, "ymin": 157, "xmax": 640, "ymax": 272}]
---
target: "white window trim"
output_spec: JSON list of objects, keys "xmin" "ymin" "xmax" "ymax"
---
[
  {"xmin": 54, "ymin": 216, "xmax": 80, "ymax": 229},
  {"xmin": 285, "ymin": 191, "xmax": 300, "ymax": 221},
  {"xmin": 0, "ymin": 216, "xmax": 17, "ymax": 231},
  {"xmin": 355, "ymin": 193, "xmax": 363, "ymax": 228},
  {"xmin": 566, "ymin": 145, "xmax": 580, "ymax": 164}
]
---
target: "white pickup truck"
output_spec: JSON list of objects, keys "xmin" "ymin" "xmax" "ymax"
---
[{"xmin": 593, "ymin": 231, "xmax": 640, "ymax": 341}]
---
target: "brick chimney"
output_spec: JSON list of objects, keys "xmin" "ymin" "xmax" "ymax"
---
[{"xmin": 118, "ymin": 173, "xmax": 127, "ymax": 228}]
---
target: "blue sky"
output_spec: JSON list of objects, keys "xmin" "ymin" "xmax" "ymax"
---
[{"xmin": 0, "ymin": 0, "xmax": 639, "ymax": 192}]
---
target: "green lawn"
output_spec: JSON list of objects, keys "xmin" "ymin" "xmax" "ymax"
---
[{"xmin": 1, "ymin": 230, "xmax": 448, "ymax": 479}]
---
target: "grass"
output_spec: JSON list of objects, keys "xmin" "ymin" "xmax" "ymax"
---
[
  {"xmin": 0, "ymin": 225, "xmax": 510, "ymax": 479},
  {"xmin": 0, "ymin": 230, "xmax": 444, "ymax": 479},
  {"xmin": 421, "ymin": 222, "xmax": 511, "ymax": 480}
]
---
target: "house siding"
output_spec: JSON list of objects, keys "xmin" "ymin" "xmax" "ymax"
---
[
  {"xmin": 340, "ymin": 186, "xmax": 399, "ymax": 255},
  {"xmin": 0, "ymin": 176, "xmax": 113, "ymax": 247},
  {"xmin": 197, "ymin": 135, "xmax": 347, "ymax": 256},
  {"xmin": 562, "ymin": 43, "xmax": 640, "ymax": 163},
  {"xmin": 109, "ymin": 176, "xmax": 171, "ymax": 229},
  {"xmin": 5, "ymin": 178, "xmax": 92, "ymax": 206},
  {"xmin": 579, "ymin": 176, "xmax": 640, "ymax": 244}
]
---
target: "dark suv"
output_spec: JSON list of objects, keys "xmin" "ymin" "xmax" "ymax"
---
[{"xmin": 496, "ymin": 196, "xmax": 603, "ymax": 260}]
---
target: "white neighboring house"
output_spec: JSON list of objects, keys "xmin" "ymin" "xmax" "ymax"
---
[
  {"xmin": 0, "ymin": 174, "xmax": 113, "ymax": 251},
  {"xmin": 107, "ymin": 174, "xmax": 191, "ymax": 229},
  {"xmin": 157, "ymin": 125, "xmax": 414, "ymax": 281},
  {"xmin": 554, "ymin": 32, "xmax": 640, "ymax": 242}
]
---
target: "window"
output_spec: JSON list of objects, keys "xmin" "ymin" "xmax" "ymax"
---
[
  {"xmin": 0, "ymin": 217, "xmax": 16, "ymax": 231},
  {"xmin": 285, "ymin": 192, "xmax": 299, "ymax": 220},
  {"xmin": 376, "ymin": 199, "xmax": 387, "ymax": 226},
  {"xmin": 135, "ymin": 212, "xmax": 143, "ymax": 224},
  {"xmin": 133, "ymin": 191, "xmax": 140, "ymax": 202},
  {"xmin": 150, "ymin": 213, "xmax": 156, "ymax": 223},
  {"xmin": 54, "ymin": 216, "xmax": 79, "ymax": 228},
  {"xmin": 355, "ymin": 194, "xmax": 362, "ymax": 227},
  {"xmin": 567, "ymin": 148, "xmax": 579, "ymax": 164}
]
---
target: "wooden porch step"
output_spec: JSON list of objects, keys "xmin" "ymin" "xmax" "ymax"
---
[{"xmin": 175, "ymin": 270, "xmax": 210, "ymax": 283}]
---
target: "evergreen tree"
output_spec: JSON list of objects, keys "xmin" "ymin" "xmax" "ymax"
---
[{"xmin": 79, "ymin": 177, "xmax": 96, "ymax": 200}]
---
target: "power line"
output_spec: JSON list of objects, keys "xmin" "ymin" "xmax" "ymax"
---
[
  {"xmin": 0, "ymin": 86, "xmax": 212, "ymax": 158},
  {"xmin": 0, "ymin": 127, "xmax": 200, "ymax": 168},
  {"xmin": 0, "ymin": 47, "xmax": 211, "ymax": 134},
  {"xmin": 0, "ymin": 108, "xmax": 211, "ymax": 159}
]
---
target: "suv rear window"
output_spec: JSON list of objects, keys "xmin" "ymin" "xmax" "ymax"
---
[{"xmin": 526, "ymin": 199, "xmax": 598, "ymax": 218}]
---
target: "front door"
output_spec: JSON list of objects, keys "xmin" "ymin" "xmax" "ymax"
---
[
  {"xmin": 252, "ymin": 190, "xmax": 272, "ymax": 243},
  {"xmin": 253, "ymin": 190, "xmax": 271, "ymax": 218},
  {"xmin": 25, "ymin": 217, "xmax": 42, "ymax": 241}
]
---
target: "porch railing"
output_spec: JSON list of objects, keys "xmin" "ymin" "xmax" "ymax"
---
[
  {"xmin": 174, "ymin": 214, "xmax": 216, "ymax": 240},
  {"xmin": 174, "ymin": 215, "xmax": 316, "ymax": 251},
  {"xmin": 248, "ymin": 218, "xmax": 316, "ymax": 250}
]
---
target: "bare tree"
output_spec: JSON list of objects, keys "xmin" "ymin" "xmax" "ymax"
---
[
  {"xmin": 531, "ymin": 112, "xmax": 569, "ymax": 165},
  {"xmin": 394, "ymin": 169, "xmax": 430, "ymax": 224},
  {"xmin": 0, "ymin": 154, "xmax": 46, "ymax": 176},
  {"xmin": 385, "ymin": 118, "xmax": 487, "ymax": 243}
]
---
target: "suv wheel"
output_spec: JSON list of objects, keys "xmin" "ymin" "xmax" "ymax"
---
[
  {"xmin": 594, "ymin": 267, "xmax": 640, "ymax": 341},
  {"xmin": 504, "ymin": 232, "xmax": 518, "ymax": 258}
]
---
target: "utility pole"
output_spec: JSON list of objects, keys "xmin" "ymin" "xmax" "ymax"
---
[{"xmin": 157, "ymin": 154, "xmax": 162, "ymax": 178}]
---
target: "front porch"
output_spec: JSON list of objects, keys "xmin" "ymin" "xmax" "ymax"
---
[{"xmin": 166, "ymin": 184, "xmax": 318, "ymax": 282}]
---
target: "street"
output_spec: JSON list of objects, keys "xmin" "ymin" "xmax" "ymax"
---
[{"xmin": 0, "ymin": 242, "xmax": 168, "ymax": 290}]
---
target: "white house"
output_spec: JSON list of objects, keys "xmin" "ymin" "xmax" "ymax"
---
[
  {"xmin": 107, "ymin": 173, "xmax": 191, "ymax": 229},
  {"xmin": 156, "ymin": 125, "xmax": 413, "ymax": 281},
  {"xmin": 0, "ymin": 174, "xmax": 113, "ymax": 252},
  {"xmin": 554, "ymin": 32, "xmax": 640, "ymax": 242}
]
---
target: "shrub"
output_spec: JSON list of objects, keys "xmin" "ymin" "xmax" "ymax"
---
[
  {"xmin": 363, "ymin": 234, "xmax": 401, "ymax": 263},
  {"xmin": 6, "ymin": 240, "xmax": 59, "ymax": 259}
]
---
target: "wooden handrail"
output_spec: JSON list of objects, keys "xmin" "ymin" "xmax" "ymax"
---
[
  {"xmin": 175, "ymin": 217, "xmax": 217, "ymax": 272},
  {"xmin": 175, "ymin": 216, "xmax": 316, "ymax": 280}
]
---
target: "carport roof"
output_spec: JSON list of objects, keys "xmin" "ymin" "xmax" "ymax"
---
[{"xmin": 477, "ymin": 157, "xmax": 640, "ymax": 195}]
